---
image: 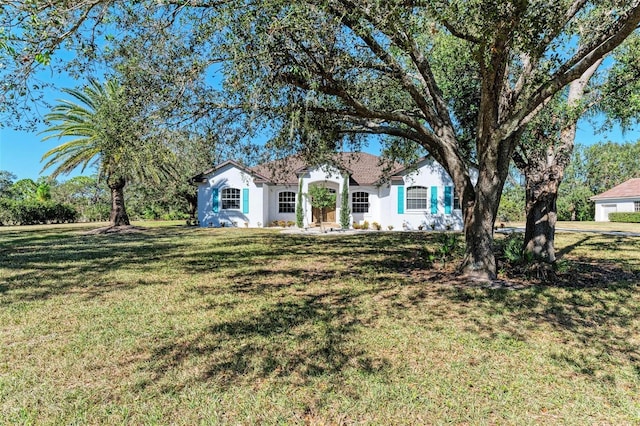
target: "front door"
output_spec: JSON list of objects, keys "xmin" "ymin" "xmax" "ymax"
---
[
  {"xmin": 312, "ymin": 206, "xmax": 336, "ymax": 224},
  {"xmin": 311, "ymin": 188, "xmax": 337, "ymax": 225}
]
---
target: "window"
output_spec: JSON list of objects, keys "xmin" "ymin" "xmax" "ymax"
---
[
  {"xmin": 406, "ymin": 186, "xmax": 428, "ymax": 210},
  {"xmin": 454, "ymin": 192, "xmax": 460, "ymax": 210},
  {"xmin": 352, "ymin": 192, "xmax": 369, "ymax": 213},
  {"xmin": 221, "ymin": 188, "xmax": 240, "ymax": 209},
  {"xmin": 279, "ymin": 191, "xmax": 296, "ymax": 213},
  {"xmin": 635, "ymin": 201, "xmax": 640, "ymax": 212}
]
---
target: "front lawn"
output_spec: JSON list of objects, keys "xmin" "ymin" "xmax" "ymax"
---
[{"xmin": 1, "ymin": 224, "xmax": 639, "ymax": 424}]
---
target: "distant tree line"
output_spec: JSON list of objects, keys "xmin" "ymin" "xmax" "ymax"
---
[
  {"xmin": 498, "ymin": 140, "xmax": 640, "ymax": 222},
  {"xmin": 0, "ymin": 171, "xmax": 198, "ymax": 225}
]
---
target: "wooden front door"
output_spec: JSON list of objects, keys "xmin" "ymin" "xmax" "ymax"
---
[{"xmin": 312, "ymin": 206, "xmax": 336, "ymax": 224}]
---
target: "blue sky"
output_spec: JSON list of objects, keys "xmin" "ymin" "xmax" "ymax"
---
[{"xmin": 1, "ymin": 69, "xmax": 639, "ymax": 182}]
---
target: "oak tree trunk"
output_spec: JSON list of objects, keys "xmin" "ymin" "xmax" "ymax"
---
[
  {"xmin": 524, "ymin": 168, "xmax": 561, "ymax": 263},
  {"xmin": 459, "ymin": 171, "xmax": 505, "ymax": 281},
  {"xmin": 518, "ymin": 59, "xmax": 601, "ymax": 264},
  {"xmin": 458, "ymin": 137, "xmax": 516, "ymax": 281},
  {"xmin": 108, "ymin": 176, "xmax": 130, "ymax": 226}
]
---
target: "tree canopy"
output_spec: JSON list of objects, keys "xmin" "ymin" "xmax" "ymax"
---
[{"xmin": 3, "ymin": 0, "xmax": 640, "ymax": 279}]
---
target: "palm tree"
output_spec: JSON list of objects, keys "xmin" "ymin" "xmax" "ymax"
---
[{"xmin": 41, "ymin": 78, "xmax": 168, "ymax": 226}]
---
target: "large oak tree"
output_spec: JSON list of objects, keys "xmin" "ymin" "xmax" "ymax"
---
[
  {"xmin": 4, "ymin": 0, "xmax": 640, "ymax": 279},
  {"xmin": 217, "ymin": 0, "xmax": 640, "ymax": 280}
]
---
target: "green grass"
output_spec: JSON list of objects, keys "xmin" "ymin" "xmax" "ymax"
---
[
  {"xmin": 502, "ymin": 220, "xmax": 640, "ymax": 233},
  {"xmin": 1, "ymin": 224, "xmax": 639, "ymax": 424}
]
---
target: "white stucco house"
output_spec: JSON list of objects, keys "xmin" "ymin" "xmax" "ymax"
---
[
  {"xmin": 192, "ymin": 152, "xmax": 465, "ymax": 230},
  {"xmin": 591, "ymin": 178, "xmax": 640, "ymax": 221}
]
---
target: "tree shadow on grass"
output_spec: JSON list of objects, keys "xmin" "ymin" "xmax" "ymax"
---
[
  {"xmin": 136, "ymin": 290, "xmax": 390, "ymax": 393},
  {"xmin": 424, "ymin": 264, "xmax": 640, "ymax": 381},
  {"xmin": 0, "ymin": 227, "xmax": 188, "ymax": 301}
]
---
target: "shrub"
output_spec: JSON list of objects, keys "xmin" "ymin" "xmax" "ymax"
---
[
  {"xmin": 0, "ymin": 199, "xmax": 78, "ymax": 225},
  {"xmin": 387, "ymin": 225, "xmax": 394, "ymax": 231},
  {"xmin": 372, "ymin": 222, "xmax": 381, "ymax": 230},
  {"xmin": 83, "ymin": 204, "xmax": 110, "ymax": 222},
  {"xmin": 609, "ymin": 212, "xmax": 640, "ymax": 223},
  {"xmin": 161, "ymin": 211, "xmax": 190, "ymax": 221},
  {"xmin": 362, "ymin": 220, "xmax": 369, "ymax": 230},
  {"xmin": 286, "ymin": 221, "xmax": 295, "ymax": 227},
  {"xmin": 352, "ymin": 222, "xmax": 361, "ymax": 229},
  {"xmin": 435, "ymin": 233, "xmax": 461, "ymax": 264},
  {"xmin": 142, "ymin": 207, "xmax": 161, "ymax": 220},
  {"xmin": 496, "ymin": 232, "xmax": 525, "ymax": 264}
]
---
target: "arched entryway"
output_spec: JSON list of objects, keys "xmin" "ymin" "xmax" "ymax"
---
[{"xmin": 309, "ymin": 182, "xmax": 339, "ymax": 227}]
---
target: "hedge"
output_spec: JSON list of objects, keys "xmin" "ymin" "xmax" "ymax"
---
[
  {"xmin": 608, "ymin": 212, "xmax": 640, "ymax": 223},
  {"xmin": 0, "ymin": 199, "xmax": 78, "ymax": 225}
]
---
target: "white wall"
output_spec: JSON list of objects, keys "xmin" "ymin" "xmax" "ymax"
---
[
  {"xmin": 267, "ymin": 185, "xmax": 300, "ymax": 226},
  {"xmin": 380, "ymin": 158, "xmax": 464, "ymax": 231},
  {"xmin": 197, "ymin": 164, "xmax": 265, "ymax": 227},
  {"xmin": 594, "ymin": 199, "xmax": 637, "ymax": 221},
  {"xmin": 197, "ymin": 157, "xmax": 469, "ymax": 230},
  {"xmin": 351, "ymin": 185, "xmax": 379, "ymax": 227}
]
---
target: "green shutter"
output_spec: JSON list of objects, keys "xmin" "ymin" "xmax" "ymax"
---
[
  {"xmin": 242, "ymin": 188, "xmax": 249, "ymax": 214},
  {"xmin": 444, "ymin": 186, "xmax": 452, "ymax": 214},
  {"xmin": 431, "ymin": 186, "xmax": 438, "ymax": 214},
  {"xmin": 397, "ymin": 186, "xmax": 405, "ymax": 214},
  {"xmin": 212, "ymin": 188, "xmax": 219, "ymax": 213}
]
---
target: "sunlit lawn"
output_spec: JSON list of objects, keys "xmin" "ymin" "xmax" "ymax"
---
[
  {"xmin": 503, "ymin": 220, "xmax": 640, "ymax": 234},
  {"xmin": 1, "ymin": 223, "xmax": 639, "ymax": 424}
]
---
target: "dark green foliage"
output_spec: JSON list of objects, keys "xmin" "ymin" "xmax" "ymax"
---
[
  {"xmin": 422, "ymin": 233, "xmax": 463, "ymax": 266},
  {"xmin": 0, "ymin": 199, "xmax": 78, "ymax": 225},
  {"xmin": 340, "ymin": 176, "xmax": 350, "ymax": 229},
  {"xmin": 609, "ymin": 212, "xmax": 640, "ymax": 223},
  {"xmin": 296, "ymin": 178, "xmax": 304, "ymax": 228},
  {"xmin": 496, "ymin": 233, "xmax": 525, "ymax": 264}
]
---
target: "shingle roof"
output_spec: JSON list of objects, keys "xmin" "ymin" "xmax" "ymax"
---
[
  {"xmin": 591, "ymin": 178, "xmax": 640, "ymax": 200},
  {"xmin": 250, "ymin": 152, "xmax": 401, "ymax": 185}
]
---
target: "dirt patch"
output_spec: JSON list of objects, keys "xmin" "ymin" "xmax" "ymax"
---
[{"xmin": 83, "ymin": 225, "xmax": 147, "ymax": 235}]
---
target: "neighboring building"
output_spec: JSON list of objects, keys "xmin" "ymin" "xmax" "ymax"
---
[
  {"xmin": 591, "ymin": 178, "xmax": 640, "ymax": 221},
  {"xmin": 192, "ymin": 152, "xmax": 465, "ymax": 230}
]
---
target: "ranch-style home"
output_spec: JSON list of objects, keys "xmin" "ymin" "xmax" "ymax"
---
[
  {"xmin": 591, "ymin": 178, "xmax": 640, "ymax": 221},
  {"xmin": 192, "ymin": 152, "xmax": 465, "ymax": 231}
]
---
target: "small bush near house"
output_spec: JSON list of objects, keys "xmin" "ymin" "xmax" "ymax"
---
[
  {"xmin": 387, "ymin": 225, "xmax": 394, "ymax": 230},
  {"xmin": 372, "ymin": 222, "xmax": 381, "ymax": 230},
  {"xmin": 609, "ymin": 212, "xmax": 640, "ymax": 223},
  {"xmin": 286, "ymin": 221, "xmax": 295, "ymax": 227},
  {"xmin": 362, "ymin": 220, "xmax": 370, "ymax": 230},
  {"xmin": 352, "ymin": 222, "xmax": 361, "ymax": 229}
]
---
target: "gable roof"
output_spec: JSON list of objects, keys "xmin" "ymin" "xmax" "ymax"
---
[
  {"xmin": 238, "ymin": 152, "xmax": 401, "ymax": 185},
  {"xmin": 191, "ymin": 160, "xmax": 271, "ymax": 183},
  {"xmin": 591, "ymin": 178, "xmax": 640, "ymax": 200}
]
